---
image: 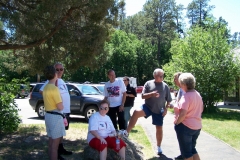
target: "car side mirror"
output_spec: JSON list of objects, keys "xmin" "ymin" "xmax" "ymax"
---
[{"xmin": 69, "ymin": 89, "xmax": 80, "ymax": 96}]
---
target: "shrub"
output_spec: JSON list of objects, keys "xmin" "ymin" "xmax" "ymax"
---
[{"xmin": 0, "ymin": 79, "xmax": 21, "ymax": 133}]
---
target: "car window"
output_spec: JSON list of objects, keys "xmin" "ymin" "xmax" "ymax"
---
[
  {"xmin": 77, "ymin": 85, "xmax": 101, "ymax": 95},
  {"xmin": 67, "ymin": 84, "xmax": 80, "ymax": 96},
  {"xmin": 32, "ymin": 84, "xmax": 43, "ymax": 92}
]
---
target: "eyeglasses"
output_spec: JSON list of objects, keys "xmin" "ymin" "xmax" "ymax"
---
[
  {"xmin": 100, "ymin": 107, "xmax": 108, "ymax": 110},
  {"xmin": 123, "ymin": 80, "xmax": 127, "ymax": 81},
  {"xmin": 56, "ymin": 68, "xmax": 64, "ymax": 71}
]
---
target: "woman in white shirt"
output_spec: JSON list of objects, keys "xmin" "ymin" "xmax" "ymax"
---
[{"xmin": 87, "ymin": 100, "xmax": 126, "ymax": 160}]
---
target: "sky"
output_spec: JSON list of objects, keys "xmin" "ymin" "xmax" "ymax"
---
[{"xmin": 125, "ymin": 0, "xmax": 239, "ymax": 34}]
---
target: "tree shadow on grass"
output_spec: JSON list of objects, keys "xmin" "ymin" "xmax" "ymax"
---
[
  {"xmin": 202, "ymin": 109, "xmax": 240, "ymax": 121},
  {"xmin": 0, "ymin": 125, "xmax": 88, "ymax": 160}
]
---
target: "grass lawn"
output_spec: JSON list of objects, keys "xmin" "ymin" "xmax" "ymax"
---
[
  {"xmin": 0, "ymin": 109, "xmax": 239, "ymax": 159},
  {"xmin": 202, "ymin": 109, "xmax": 240, "ymax": 151}
]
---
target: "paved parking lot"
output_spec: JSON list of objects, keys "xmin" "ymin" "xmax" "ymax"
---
[{"xmin": 16, "ymin": 93, "xmax": 144, "ymax": 124}]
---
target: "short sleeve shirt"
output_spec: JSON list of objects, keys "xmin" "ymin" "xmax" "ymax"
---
[
  {"xmin": 103, "ymin": 78, "xmax": 126, "ymax": 107},
  {"xmin": 40, "ymin": 79, "xmax": 70, "ymax": 113},
  {"xmin": 87, "ymin": 112, "xmax": 115, "ymax": 143},
  {"xmin": 43, "ymin": 84, "xmax": 62, "ymax": 111},
  {"xmin": 143, "ymin": 80, "xmax": 172, "ymax": 114},
  {"xmin": 176, "ymin": 90, "xmax": 203, "ymax": 130}
]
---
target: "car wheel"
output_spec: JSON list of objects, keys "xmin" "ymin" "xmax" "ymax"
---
[
  {"xmin": 37, "ymin": 103, "xmax": 45, "ymax": 119},
  {"xmin": 84, "ymin": 106, "xmax": 98, "ymax": 122}
]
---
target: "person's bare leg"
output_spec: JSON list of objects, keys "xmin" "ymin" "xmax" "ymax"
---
[
  {"xmin": 50, "ymin": 137, "xmax": 61, "ymax": 160},
  {"xmin": 126, "ymin": 110, "xmax": 145, "ymax": 133},
  {"xmin": 48, "ymin": 138, "xmax": 53, "ymax": 158},
  {"xmin": 60, "ymin": 136, "xmax": 63, "ymax": 143},
  {"xmin": 193, "ymin": 153, "xmax": 200, "ymax": 160},
  {"xmin": 156, "ymin": 126, "xmax": 163, "ymax": 147},
  {"xmin": 118, "ymin": 146, "xmax": 125, "ymax": 160},
  {"xmin": 185, "ymin": 157, "xmax": 193, "ymax": 160},
  {"xmin": 99, "ymin": 147, "xmax": 107, "ymax": 160}
]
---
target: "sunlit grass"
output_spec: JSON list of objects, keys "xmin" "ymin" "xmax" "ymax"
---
[
  {"xmin": 1, "ymin": 110, "xmax": 240, "ymax": 159},
  {"xmin": 129, "ymin": 125, "xmax": 158, "ymax": 160},
  {"xmin": 202, "ymin": 110, "xmax": 240, "ymax": 151}
]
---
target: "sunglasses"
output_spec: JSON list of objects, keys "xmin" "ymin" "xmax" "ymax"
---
[
  {"xmin": 56, "ymin": 68, "xmax": 64, "ymax": 71},
  {"xmin": 123, "ymin": 80, "xmax": 127, "ymax": 81},
  {"xmin": 100, "ymin": 107, "xmax": 108, "ymax": 110}
]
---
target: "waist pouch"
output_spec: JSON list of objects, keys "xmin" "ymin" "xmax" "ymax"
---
[{"xmin": 46, "ymin": 111, "xmax": 65, "ymax": 118}]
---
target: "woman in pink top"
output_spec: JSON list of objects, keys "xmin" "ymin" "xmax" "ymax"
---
[{"xmin": 174, "ymin": 73, "xmax": 203, "ymax": 160}]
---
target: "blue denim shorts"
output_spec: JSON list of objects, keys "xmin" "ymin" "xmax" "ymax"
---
[
  {"xmin": 141, "ymin": 104, "xmax": 164, "ymax": 126},
  {"xmin": 174, "ymin": 123, "xmax": 201, "ymax": 159}
]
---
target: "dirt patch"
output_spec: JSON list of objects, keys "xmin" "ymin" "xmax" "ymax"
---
[{"xmin": 0, "ymin": 125, "xmax": 88, "ymax": 160}]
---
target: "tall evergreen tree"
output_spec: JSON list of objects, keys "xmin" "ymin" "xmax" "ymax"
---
[
  {"xmin": 186, "ymin": 0, "xmax": 214, "ymax": 26},
  {"xmin": 143, "ymin": 0, "xmax": 177, "ymax": 65}
]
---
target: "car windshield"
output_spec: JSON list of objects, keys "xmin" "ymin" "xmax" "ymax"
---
[{"xmin": 76, "ymin": 85, "xmax": 102, "ymax": 95}]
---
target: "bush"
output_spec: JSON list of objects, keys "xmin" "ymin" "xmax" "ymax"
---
[{"xmin": 0, "ymin": 79, "xmax": 21, "ymax": 133}]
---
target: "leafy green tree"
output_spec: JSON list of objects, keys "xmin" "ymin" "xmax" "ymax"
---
[
  {"xmin": 163, "ymin": 24, "xmax": 239, "ymax": 112},
  {"xmin": 104, "ymin": 30, "xmax": 139, "ymax": 77},
  {"xmin": 0, "ymin": 0, "xmax": 122, "ymax": 73},
  {"xmin": 135, "ymin": 41, "xmax": 159, "ymax": 85}
]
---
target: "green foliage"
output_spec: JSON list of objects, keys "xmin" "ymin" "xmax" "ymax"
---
[
  {"xmin": 69, "ymin": 30, "xmax": 159, "ymax": 85},
  {"xmin": 163, "ymin": 24, "xmax": 239, "ymax": 113},
  {"xmin": 0, "ymin": 79, "xmax": 22, "ymax": 133},
  {"xmin": 0, "ymin": 0, "xmax": 122, "ymax": 74}
]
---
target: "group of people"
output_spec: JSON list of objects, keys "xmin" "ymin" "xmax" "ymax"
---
[{"xmin": 42, "ymin": 63, "xmax": 203, "ymax": 160}]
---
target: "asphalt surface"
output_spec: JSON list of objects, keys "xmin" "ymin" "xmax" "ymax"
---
[
  {"xmin": 16, "ymin": 95, "xmax": 240, "ymax": 160},
  {"xmin": 132, "ymin": 94, "xmax": 240, "ymax": 160}
]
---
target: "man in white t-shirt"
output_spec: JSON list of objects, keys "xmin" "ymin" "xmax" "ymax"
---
[
  {"xmin": 40, "ymin": 62, "xmax": 72, "ymax": 159},
  {"xmin": 103, "ymin": 69, "xmax": 126, "ymax": 130}
]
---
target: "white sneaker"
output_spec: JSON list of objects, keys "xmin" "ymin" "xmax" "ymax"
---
[
  {"xmin": 118, "ymin": 130, "xmax": 129, "ymax": 138},
  {"xmin": 122, "ymin": 130, "xmax": 129, "ymax": 137}
]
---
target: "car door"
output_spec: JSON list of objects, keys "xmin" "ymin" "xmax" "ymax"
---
[{"xmin": 66, "ymin": 84, "xmax": 82, "ymax": 114}]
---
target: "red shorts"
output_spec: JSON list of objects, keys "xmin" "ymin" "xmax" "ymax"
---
[{"xmin": 89, "ymin": 136, "xmax": 126, "ymax": 152}]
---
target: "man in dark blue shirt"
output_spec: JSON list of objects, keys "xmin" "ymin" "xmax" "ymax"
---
[{"xmin": 123, "ymin": 77, "xmax": 137, "ymax": 129}]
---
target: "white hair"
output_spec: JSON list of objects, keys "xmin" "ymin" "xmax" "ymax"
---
[
  {"xmin": 54, "ymin": 62, "xmax": 64, "ymax": 68},
  {"xmin": 153, "ymin": 68, "xmax": 164, "ymax": 76},
  {"xmin": 179, "ymin": 73, "xmax": 196, "ymax": 90}
]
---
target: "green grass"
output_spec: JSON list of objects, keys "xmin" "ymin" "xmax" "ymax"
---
[
  {"xmin": 169, "ymin": 108, "xmax": 240, "ymax": 151},
  {"xmin": 1, "ymin": 110, "xmax": 240, "ymax": 159},
  {"xmin": 202, "ymin": 109, "xmax": 240, "ymax": 151},
  {"xmin": 128, "ymin": 125, "xmax": 158, "ymax": 160}
]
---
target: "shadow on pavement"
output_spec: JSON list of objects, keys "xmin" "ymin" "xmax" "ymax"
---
[{"xmin": 148, "ymin": 154, "xmax": 173, "ymax": 160}]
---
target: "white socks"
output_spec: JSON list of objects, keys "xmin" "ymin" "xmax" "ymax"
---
[{"xmin": 157, "ymin": 146, "xmax": 162, "ymax": 153}]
